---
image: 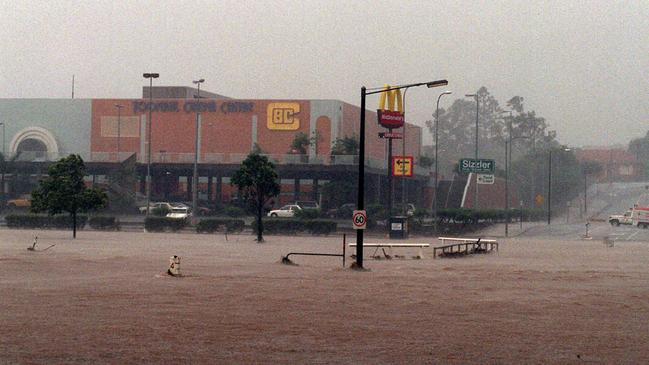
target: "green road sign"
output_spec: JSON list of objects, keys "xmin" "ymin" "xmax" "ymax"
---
[{"xmin": 459, "ymin": 158, "xmax": 495, "ymax": 173}]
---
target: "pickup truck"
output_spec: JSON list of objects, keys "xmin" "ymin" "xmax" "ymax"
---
[
  {"xmin": 608, "ymin": 210, "xmax": 633, "ymax": 226},
  {"xmin": 609, "ymin": 206, "xmax": 649, "ymax": 228}
]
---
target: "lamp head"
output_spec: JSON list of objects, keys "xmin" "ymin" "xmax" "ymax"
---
[
  {"xmin": 465, "ymin": 94, "xmax": 476, "ymax": 98},
  {"xmin": 143, "ymin": 73, "xmax": 159, "ymax": 78},
  {"xmin": 193, "ymin": 79, "xmax": 205, "ymax": 84},
  {"xmin": 426, "ymin": 79, "xmax": 448, "ymax": 88}
]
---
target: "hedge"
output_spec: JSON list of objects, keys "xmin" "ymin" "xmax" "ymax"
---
[
  {"xmin": 144, "ymin": 217, "xmax": 187, "ymax": 232},
  {"xmin": 5, "ymin": 214, "xmax": 88, "ymax": 229},
  {"xmin": 196, "ymin": 218, "xmax": 245, "ymax": 233},
  {"xmin": 252, "ymin": 218, "xmax": 337, "ymax": 236},
  {"xmin": 303, "ymin": 220, "xmax": 337, "ymax": 235},
  {"xmin": 88, "ymin": 216, "xmax": 120, "ymax": 230}
]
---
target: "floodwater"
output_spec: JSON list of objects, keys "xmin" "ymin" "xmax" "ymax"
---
[{"xmin": 1, "ymin": 229, "xmax": 648, "ymax": 364}]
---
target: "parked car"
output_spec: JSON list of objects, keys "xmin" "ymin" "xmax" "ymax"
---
[
  {"xmin": 166, "ymin": 206, "xmax": 192, "ymax": 220},
  {"xmin": 139, "ymin": 202, "xmax": 173, "ymax": 214},
  {"xmin": 267, "ymin": 204, "xmax": 302, "ymax": 217},
  {"xmin": 7, "ymin": 194, "xmax": 31, "ymax": 209},
  {"xmin": 394, "ymin": 203, "xmax": 416, "ymax": 217},
  {"xmin": 295, "ymin": 201, "xmax": 320, "ymax": 210},
  {"xmin": 327, "ymin": 203, "xmax": 356, "ymax": 219}
]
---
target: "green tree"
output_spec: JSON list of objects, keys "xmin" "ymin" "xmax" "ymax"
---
[
  {"xmin": 330, "ymin": 135, "xmax": 359, "ymax": 156},
  {"xmin": 31, "ymin": 154, "xmax": 108, "ymax": 238},
  {"xmin": 321, "ymin": 178, "xmax": 356, "ymax": 209},
  {"xmin": 289, "ymin": 132, "xmax": 319, "ymax": 155},
  {"xmin": 628, "ymin": 132, "xmax": 649, "ymax": 179},
  {"xmin": 231, "ymin": 153, "xmax": 280, "ymax": 242}
]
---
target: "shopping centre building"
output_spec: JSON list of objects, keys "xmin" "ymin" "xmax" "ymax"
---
[{"xmin": 0, "ymin": 86, "xmax": 431, "ymax": 208}]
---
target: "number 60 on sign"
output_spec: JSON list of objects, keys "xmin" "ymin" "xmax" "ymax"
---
[{"xmin": 352, "ymin": 210, "xmax": 367, "ymax": 230}]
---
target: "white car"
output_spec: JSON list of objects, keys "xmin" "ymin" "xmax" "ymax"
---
[
  {"xmin": 267, "ymin": 204, "xmax": 301, "ymax": 217},
  {"xmin": 139, "ymin": 202, "xmax": 173, "ymax": 214},
  {"xmin": 166, "ymin": 207, "xmax": 192, "ymax": 220}
]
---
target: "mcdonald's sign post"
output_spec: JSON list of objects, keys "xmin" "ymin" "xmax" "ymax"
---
[{"xmin": 377, "ymin": 85, "xmax": 404, "ymax": 129}]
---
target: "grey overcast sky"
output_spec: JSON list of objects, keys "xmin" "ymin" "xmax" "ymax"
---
[{"xmin": 1, "ymin": 0, "xmax": 647, "ymax": 148}]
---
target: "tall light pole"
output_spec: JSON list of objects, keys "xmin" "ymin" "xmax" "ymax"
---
[
  {"xmin": 0, "ymin": 122, "xmax": 5, "ymax": 202},
  {"xmin": 434, "ymin": 91, "xmax": 452, "ymax": 233},
  {"xmin": 465, "ymin": 93, "xmax": 479, "ymax": 209},
  {"xmin": 143, "ymin": 73, "xmax": 159, "ymax": 216},
  {"xmin": 192, "ymin": 78, "xmax": 205, "ymax": 222},
  {"xmin": 114, "ymin": 104, "xmax": 123, "ymax": 162},
  {"xmin": 356, "ymin": 79, "xmax": 448, "ymax": 269},
  {"xmin": 400, "ymin": 86, "xmax": 433, "ymax": 215},
  {"xmin": 548, "ymin": 149, "xmax": 552, "ymax": 225},
  {"xmin": 548, "ymin": 147, "xmax": 571, "ymax": 225},
  {"xmin": 401, "ymin": 87, "xmax": 410, "ymax": 216},
  {"xmin": 500, "ymin": 110, "xmax": 513, "ymax": 237}
]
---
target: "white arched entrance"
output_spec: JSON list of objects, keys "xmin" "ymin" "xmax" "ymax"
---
[{"xmin": 9, "ymin": 126, "xmax": 59, "ymax": 160}]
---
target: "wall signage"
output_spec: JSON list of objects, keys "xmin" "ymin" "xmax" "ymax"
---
[
  {"xmin": 131, "ymin": 101, "xmax": 254, "ymax": 114},
  {"xmin": 267, "ymin": 102, "xmax": 300, "ymax": 130}
]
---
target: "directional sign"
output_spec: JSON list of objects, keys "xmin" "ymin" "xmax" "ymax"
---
[
  {"xmin": 535, "ymin": 194, "xmax": 544, "ymax": 207},
  {"xmin": 459, "ymin": 158, "xmax": 495, "ymax": 174},
  {"xmin": 352, "ymin": 210, "xmax": 367, "ymax": 230},
  {"xmin": 378, "ymin": 132, "xmax": 403, "ymax": 139},
  {"xmin": 392, "ymin": 156, "xmax": 413, "ymax": 177},
  {"xmin": 477, "ymin": 174, "xmax": 494, "ymax": 185}
]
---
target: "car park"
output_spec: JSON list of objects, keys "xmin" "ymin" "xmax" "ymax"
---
[
  {"xmin": 7, "ymin": 194, "xmax": 31, "ymax": 209},
  {"xmin": 394, "ymin": 203, "xmax": 416, "ymax": 217},
  {"xmin": 295, "ymin": 201, "xmax": 320, "ymax": 210},
  {"xmin": 139, "ymin": 202, "xmax": 174, "ymax": 214},
  {"xmin": 267, "ymin": 204, "xmax": 302, "ymax": 217},
  {"xmin": 166, "ymin": 206, "xmax": 192, "ymax": 220},
  {"xmin": 327, "ymin": 203, "xmax": 356, "ymax": 218}
]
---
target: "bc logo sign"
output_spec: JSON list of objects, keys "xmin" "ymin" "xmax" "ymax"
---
[{"xmin": 267, "ymin": 102, "xmax": 300, "ymax": 130}]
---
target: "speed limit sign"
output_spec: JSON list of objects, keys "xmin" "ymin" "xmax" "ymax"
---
[{"xmin": 352, "ymin": 210, "xmax": 367, "ymax": 230}]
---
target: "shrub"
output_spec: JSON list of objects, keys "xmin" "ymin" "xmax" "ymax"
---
[
  {"xmin": 366, "ymin": 203, "xmax": 387, "ymax": 221},
  {"xmin": 223, "ymin": 206, "xmax": 247, "ymax": 217},
  {"xmin": 256, "ymin": 219, "xmax": 303, "ymax": 234},
  {"xmin": 196, "ymin": 218, "xmax": 245, "ymax": 233},
  {"xmin": 145, "ymin": 217, "xmax": 186, "ymax": 232},
  {"xmin": 151, "ymin": 206, "xmax": 171, "ymax": 216},
  {"xmin": 294, "ymin": 208, "xmax": 322, "ymax": 220},
  {"xmin": 304, "ymin": 220, "xmax": 337, "ymax": 235},
  {"xmin": 252, "ymin": 218, "xmax": 337, "ymax": 235},
  {"xmin": 4, "ymin": 214, "xmax": 87, "ymax": 229},
  {"xmin": 88, "ymin": 216, "xmax": 120, "ymax": 230}
]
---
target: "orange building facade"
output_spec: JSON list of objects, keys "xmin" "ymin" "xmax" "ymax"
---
[{"xmin": 89, "ymin": 94, "xmax": 426, "ymax": 206}]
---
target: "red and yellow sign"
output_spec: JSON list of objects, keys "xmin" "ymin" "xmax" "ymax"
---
[
  {"xmin": 392, "ymin": 156, "xmax": 413, "ymax": 177},
  {"xmin": 377, "ymin": 84, "xmax": 404, "ymax": 129}
]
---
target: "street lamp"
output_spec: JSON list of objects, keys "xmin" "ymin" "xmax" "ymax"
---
[
  {"xmin": 143, "ymin": 72, "xmax": 159, "ymax": 216},
  {"xmin": 400, "ymin": 86, "xmax": 437, "ymax": 216},
  {"xmin": 465, "ymin": 93, "xmax": 479, "ymax": 209},
  {"xmin": 114, "ymin": 104, "xmax": 123, "ymax": 162},
  {"xmin": 434, "ymin": 91, "xmax": 452, "ymax": 233},
  {"xmin": 192, "ymin": 78, "xmax": 205, "ymax": 222},
  {"xmin": 547, "ymin": 146, "xmax": 571, "ymax": 225},
  {"xmin": 0, "ymin": 122, "xmax": 4, "ymax": 202},
  {"xmin": 356, "ymin": 79, "xmax": 448, "ymax": 269}
]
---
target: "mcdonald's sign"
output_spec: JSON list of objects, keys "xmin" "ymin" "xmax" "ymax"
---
[{"xmin": 377, "ymin": 85, "xmax": 405, "ymax": 129}]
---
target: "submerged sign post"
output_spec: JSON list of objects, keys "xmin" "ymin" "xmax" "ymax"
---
[{"xmin": 458, "ymin": 158, "xmax": 495, "ymax": 174}]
